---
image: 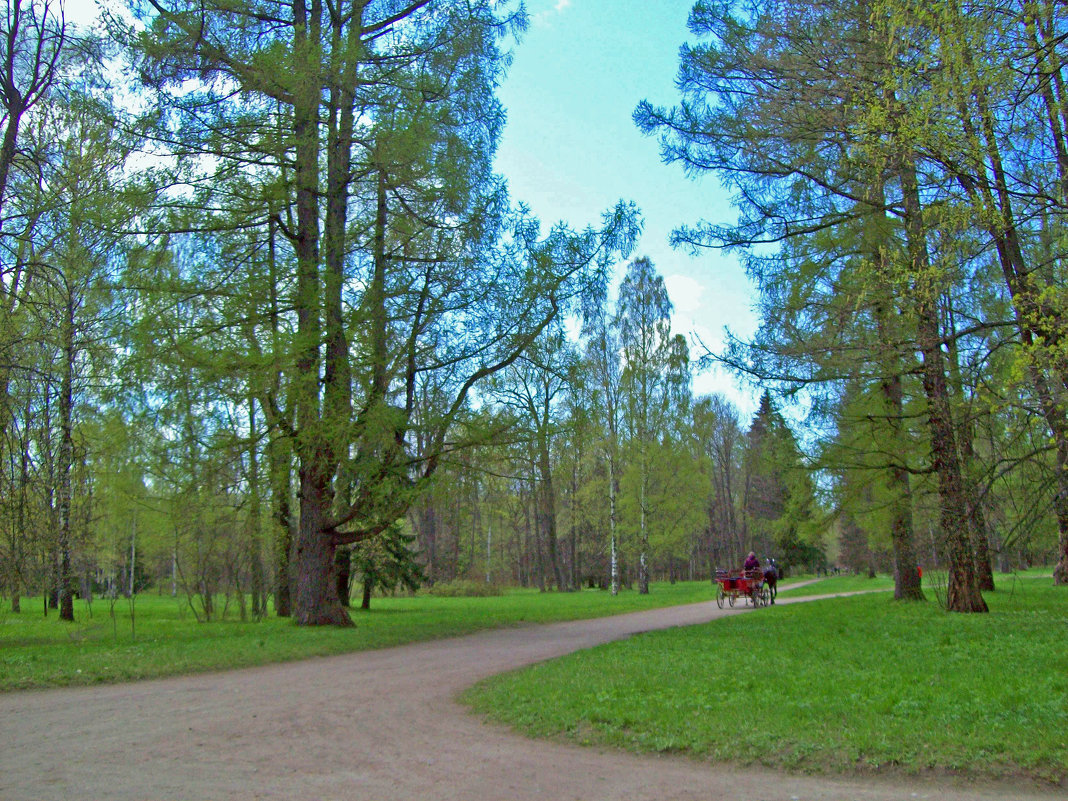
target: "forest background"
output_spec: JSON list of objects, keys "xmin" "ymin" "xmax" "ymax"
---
[{"xmin": 2, "ymin": 0, "xmax": 1066, "ymax": 626}]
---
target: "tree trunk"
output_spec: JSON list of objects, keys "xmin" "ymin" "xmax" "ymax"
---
[
  {"xmin": 536, "ymin": 429, "xmax": 567, "ymax": 591},
  {"xmin": 898, "ymin": 153, "xmax": 987, "ymax": 613},
  {"xmin": 268, "ymin": 432, "xmax": 294, "ymax": 617},
  {"xmin": 335, "ymin": 547, "xmax": 352, "ymax": 608},
  {"xmin": 867, "ymin": 187, "xmax": 924, "ymax": 602},
  {"xmin": 292, "ymin": 472, "xmax": 351, "ymax": 626},
  {"xmin": 609, "ymin": 451, "xmax": 619, "ymax": 596},
  {"xmin": 883, "ymin": 374, "xmax": 924, "ymax": 602},
  {"xmin": 953, "ymin": 38, "xmax": 1068, "ymax": 584},
  {"xmin": 247, "ymin": 398, "xmax": 266, "ymax": 617},
  {"xmin": 56, "ymin": 292, "xmax": 75, "ymax": 622},
  {"xmin": 638, "ymin": 448, "xmax": 650, "ymax": 595}
]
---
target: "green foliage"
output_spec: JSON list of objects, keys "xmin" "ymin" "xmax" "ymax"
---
[
  {"xmin": 744, "ymin": 393, "xmax": 821, "ymax": 568},
  {"xmin": 350, "ymin": 523, "xmax": 425, "ymax": 607},
  {"xmin": 464, "ymin": 578, "xmax": 1066, "ymax": 782}
]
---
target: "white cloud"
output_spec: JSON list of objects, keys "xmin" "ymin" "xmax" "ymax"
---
[
  {"xmin": 532, "ymin": 0, "xmax": 573, "ymax": 28},
  {"xmin": 663, "ymin": 274, "xmax": 705, "ymax": 317}
]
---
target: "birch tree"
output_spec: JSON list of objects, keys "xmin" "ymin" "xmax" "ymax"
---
[{"xmin": 617, "ymin": 256, "xmax": 673, "ymax": 594}]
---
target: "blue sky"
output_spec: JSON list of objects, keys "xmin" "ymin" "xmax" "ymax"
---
[{"xmin": 494, "ymin": 0, "xmax": 758, "ymax": 415}]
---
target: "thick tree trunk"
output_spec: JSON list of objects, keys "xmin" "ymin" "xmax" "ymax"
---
[
  {"xmin": 899, "ymin": 155, "xmax": 986, "ymax": 613},
  {"xmin": 292, "ymin": 473, "xmax": 351, "ymax": 626},
  {"xmin": 944, "ymin": 300, "xmax": 996, "ymax": 593},
  {"xmin": 886, "ymin": 398, "xmax": 924, "ymax": 601},
  {"xmin": 1052, "ymin": 435, "xmax": 1068, "ymax": 584}
]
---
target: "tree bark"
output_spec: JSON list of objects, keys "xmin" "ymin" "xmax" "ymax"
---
[
  {"xmin": 293, "ymin": 470, "xmax": 351, "ymax": 626},
  {"xmin": 866, "ymin": 184, "xmax": 924, "ymax": 602},
  {"xmin": 536, "ymin": 418, "xmax": 568, "ymax": 591},
  {"xmin": 883, "ymin": 373, "xmax": 924, "ymax": 601},
  {"xmin": 268, "ymin": 430, "xmax": 294, "ymax": 617},
  {"xmin": 335, "ymin": 547, "xmax": 352, "ymax": 608},
  {"xmin": 56, "ymin": 291, "xmax": 75, "ymax": 622},
  {"xmin": 898, "ymin": 152, "xmax": 987, "ymax": 613}
]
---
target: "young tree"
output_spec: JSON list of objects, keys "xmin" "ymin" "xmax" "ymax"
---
[
  {"xmin": 580, "ymin": 278, "xmax": 625, "ymax": 593},
  {"xmin": 344, "ymin": 523, "xmax": 424, "ymax": 610},
  {"xmin": 617, "ymin": 256, "xmax": 674, "ymax": 594}
]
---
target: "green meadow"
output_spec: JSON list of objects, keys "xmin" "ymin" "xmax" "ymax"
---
[
  {"xmin": 0, "ymin": 579, "xmax": 717, "ymax": 692},
  {"xmin": 463, "ymin": 573, "xmax": 1067, "ymax": 784}
]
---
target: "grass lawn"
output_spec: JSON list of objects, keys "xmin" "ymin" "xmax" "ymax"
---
[
  {"xmin": 463, "ymin": 572, "xmax": 1067, "ymax": 784},
  {"xmin": 0, "ymin": 579, "xmax": 716, "ymax": 692}
]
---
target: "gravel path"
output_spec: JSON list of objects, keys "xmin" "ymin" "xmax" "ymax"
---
[{"xmin": 0, "ymin": 592, "xmax": 1057, "ymax": 800}]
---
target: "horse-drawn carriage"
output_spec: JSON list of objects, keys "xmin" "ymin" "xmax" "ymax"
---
[{"xmin": 714, "ymin": 568, "xmax": 771, "ymax": 608}]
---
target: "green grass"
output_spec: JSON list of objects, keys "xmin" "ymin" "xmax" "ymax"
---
[
  {"xmin": 462, "ymin": 575, "xmax": 1068, "ymax": 785},
  {"xmin": 778, "ymin": 573, "xmax": 894, "ymax": 595},
  {"xmin": 0, "ymin": 580, "xmax": 715, "ymax": 692}
]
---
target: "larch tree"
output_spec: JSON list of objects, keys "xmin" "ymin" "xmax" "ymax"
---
[
  {"xmin": 636, "ymin": 0, "xmax": 987, "ymax": 609},
  {"xmin": 120, "ymin": 0, "xmax": 637, "ymax": 624}
]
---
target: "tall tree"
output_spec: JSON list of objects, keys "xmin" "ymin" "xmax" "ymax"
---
[
  {"xmin": 492, "ymin": 320, "xmax": 575, "ymax": 591},
  {"xmin": 580, "ymin": 278, "xmax": 625, "ymax": 593},
  {"xmin": 617, "ymin": 256, "xmax": 673, "ymax": 594},
  {"xmin": 636, "ymin": 0, "xmax": 988, "ymax": 609},
  {"xmin": 122, "ymin": 0, "xmax": 637, "ymax": 624}
]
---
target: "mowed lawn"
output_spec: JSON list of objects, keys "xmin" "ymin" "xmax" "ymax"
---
[
  {"xmin": 462, "ymin": 572, "xmax": 1068, "ymax": 784},
  {"xmin": 0, "ymin": 579, "xmax": 719, "ymax": 692}
]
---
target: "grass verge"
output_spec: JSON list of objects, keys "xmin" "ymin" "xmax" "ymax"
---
[
  {"xmin": 0, "ymin": 580, "xmax": 715, "ymax": 692},
  {"xmin": 462, "ymin": 574, "xmax": 1067, "ymax": 785}
]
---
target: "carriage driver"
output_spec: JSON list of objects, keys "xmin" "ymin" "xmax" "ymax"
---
[{"xmin": 743, "ymin": 551, "xmax": 760, "ymax": 573}]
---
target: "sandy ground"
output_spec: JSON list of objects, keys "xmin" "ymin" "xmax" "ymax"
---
[{"xmin": 0, "ymin": 592, "xmax": 1060, "ymax": 801}]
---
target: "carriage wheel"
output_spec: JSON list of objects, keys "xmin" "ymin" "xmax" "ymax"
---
[
  {"xmin": 751, "ymin": 589, "xmax": 761, "ymax": 607},
  {"xmin": 761, "ymin": 586, "xmax": 770, "ymax": 606},
  {"xmin": 728, "ymin": 592, "xmax": 735, "ymax": 607},
  {"xmin": 716, "ymin": 587, "xmax": 725, "ymax": 608}
]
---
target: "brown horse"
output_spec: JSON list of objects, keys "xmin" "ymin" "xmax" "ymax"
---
[{"xmin": 763, "ymin": 563, "xmax": 779, "ymax": 604}]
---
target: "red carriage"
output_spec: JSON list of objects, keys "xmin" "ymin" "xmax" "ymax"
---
[{"xmin": 714, "ymin": 568, "xmax": 770, "ymax": 608}]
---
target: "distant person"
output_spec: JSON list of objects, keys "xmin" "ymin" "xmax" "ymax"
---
[{"xmin": 743, "ymin": 551, "xmax": 760, "ymax": 573}]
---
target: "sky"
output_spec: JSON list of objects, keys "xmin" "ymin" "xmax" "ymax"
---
[{"xmin": 493, "ymin": 0, "xmax": 759, "ymax": 416}]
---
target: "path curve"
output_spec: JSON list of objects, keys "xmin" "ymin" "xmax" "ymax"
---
[{"xmin": 0, "ymin": 592, "xmax": 1057, "ymax": 801}]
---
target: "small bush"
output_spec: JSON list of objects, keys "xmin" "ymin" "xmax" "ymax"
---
[{"xmin": 425, "ymin": 579, "xmax": 503, "ymax": 597}]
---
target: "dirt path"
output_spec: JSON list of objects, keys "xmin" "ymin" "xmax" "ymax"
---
[{"xmin": 0, "ymin": 592, "xmax": 1056, "ymax": 801}]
